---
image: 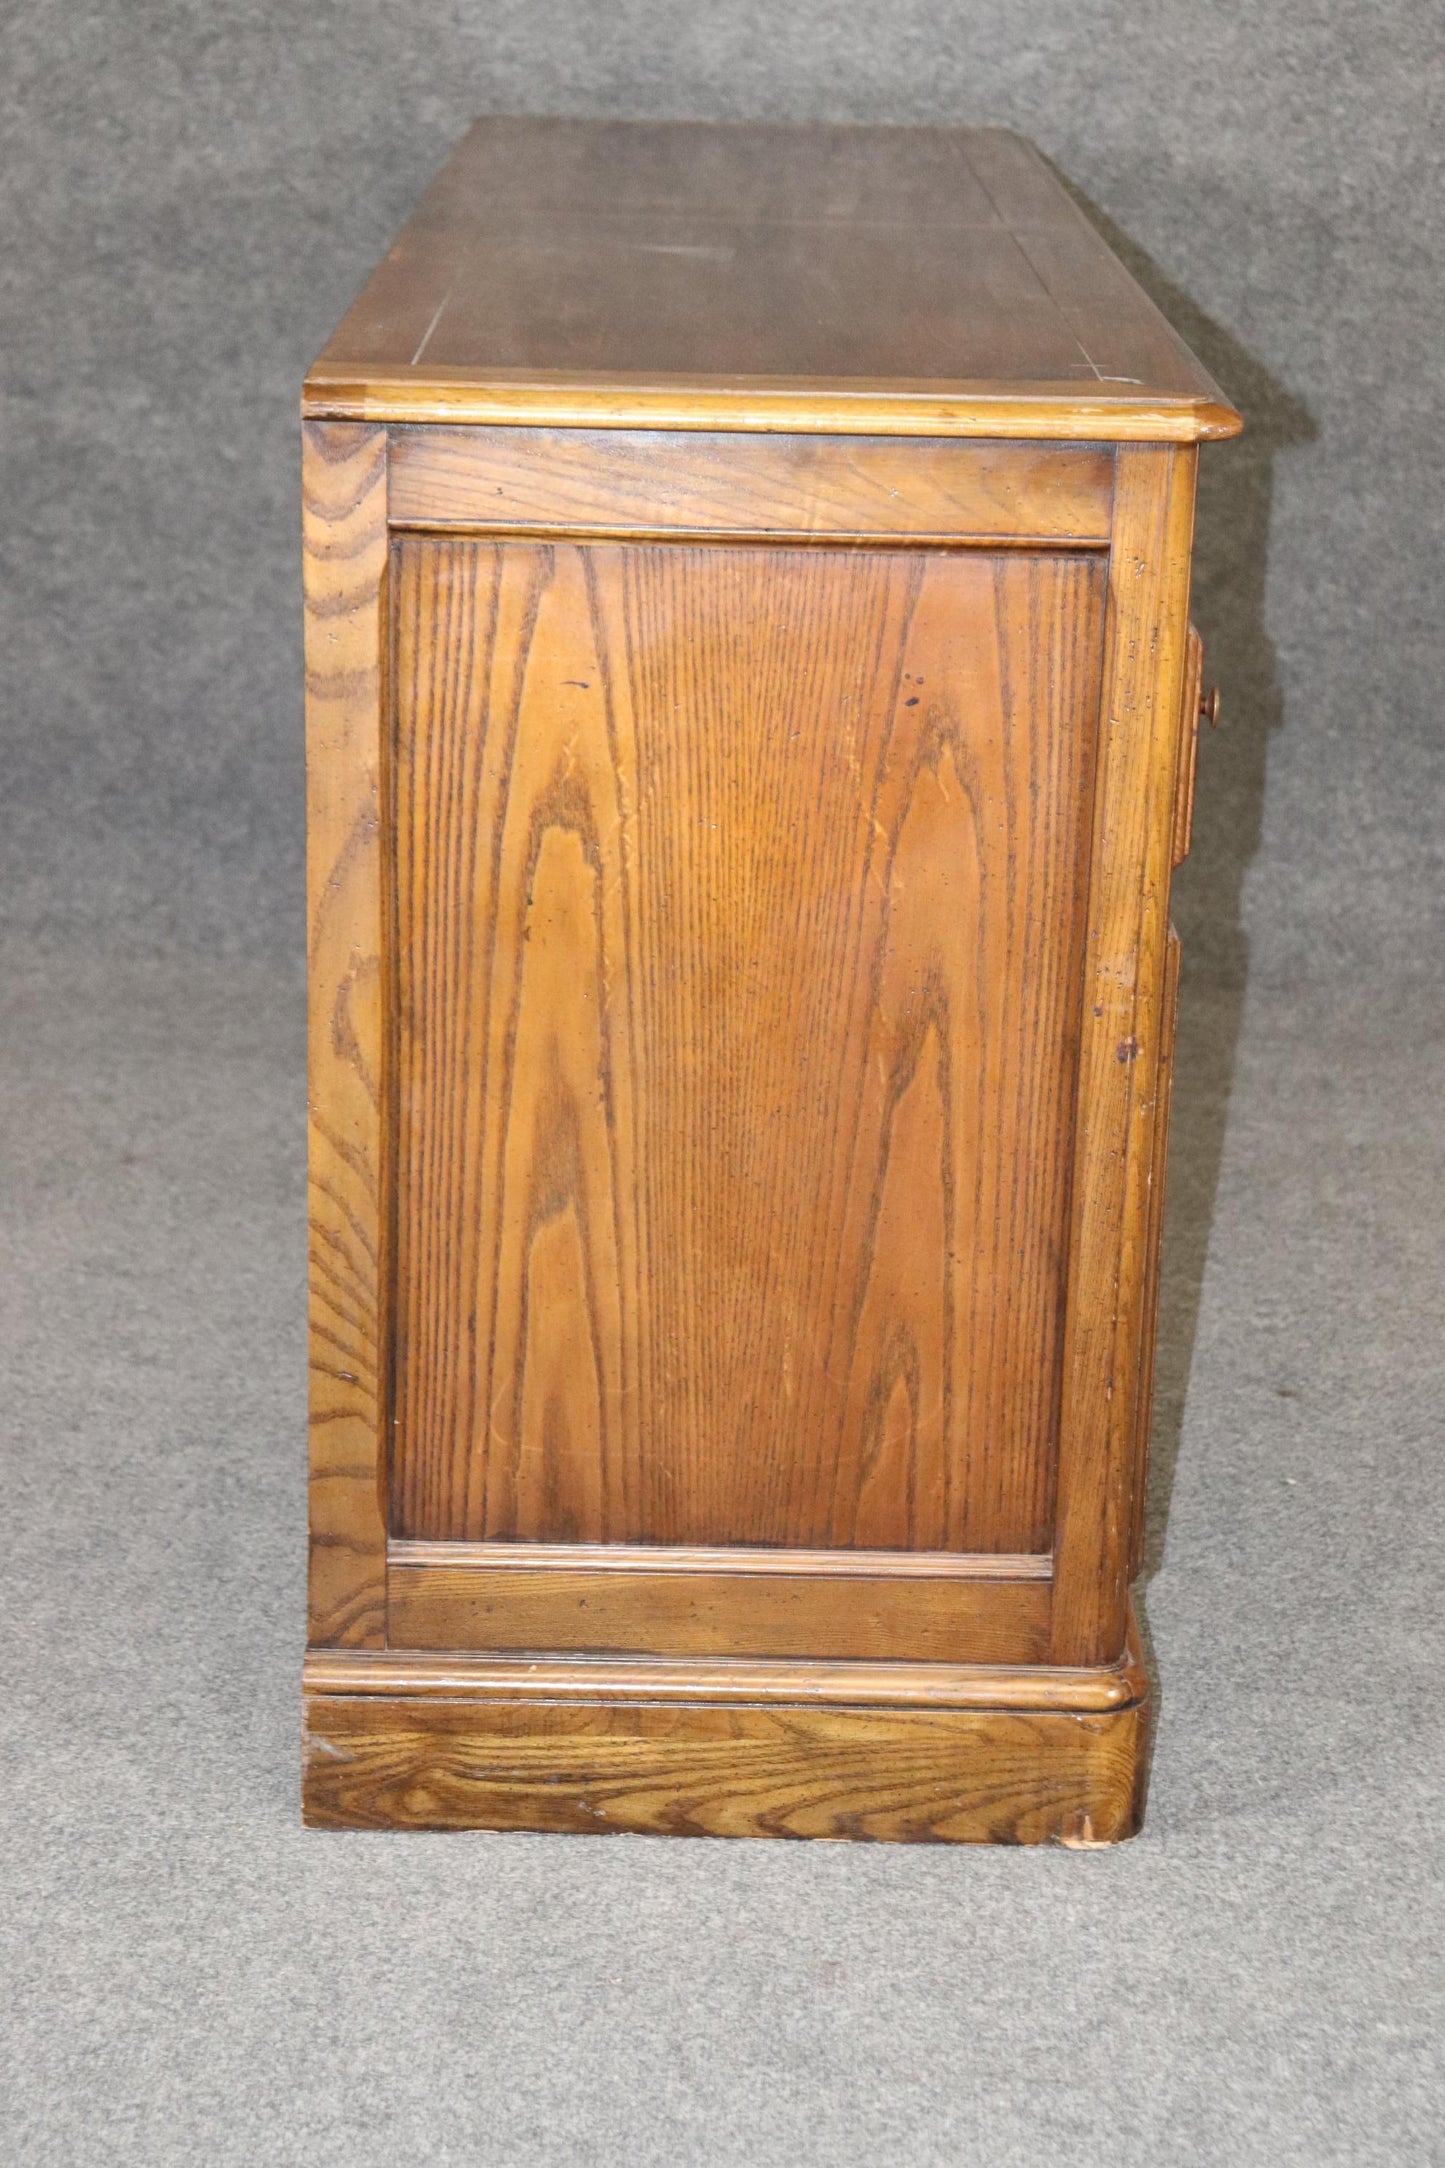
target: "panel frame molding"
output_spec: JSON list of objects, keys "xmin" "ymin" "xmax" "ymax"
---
[
  {"xmin": 304, "ymin": 1620, "xmax": 1146, "ymax": 1712},
  {"xmin": 304, "ymin": 420, "xmax": 1192, "ymax": 1695},
  {"xmin": 388, "ymin": 1538, "xmax": 1052, "ymax": 1578}
]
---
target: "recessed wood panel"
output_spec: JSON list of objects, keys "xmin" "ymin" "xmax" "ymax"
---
[{"xmin": 389, "ymin": 536, "xmax": 1104, "ymax": 1551}]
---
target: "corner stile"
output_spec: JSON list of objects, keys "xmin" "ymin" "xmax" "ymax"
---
[
  {"xmin": 1050, "ymin": 443, "xmax": 1198, "ymax": 1665},
  {"xmin": 303, "ymin": 420, "xmax": 390, "ymax": 1647}
]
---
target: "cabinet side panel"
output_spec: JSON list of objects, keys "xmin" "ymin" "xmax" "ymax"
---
[
  {"xmin": 391, "ymin": 538, "xmax": 1103, "ymax": 1553},
  {"xmin": 304, "ymin": 421, "xmax": 389, "ymax": 1646},
  {"xmin": 1051, "ymin": 445, "xmax": 1197, "ymax": 1663}
]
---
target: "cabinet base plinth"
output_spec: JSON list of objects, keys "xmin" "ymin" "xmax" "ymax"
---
[{"xmin": 302, "ymin": 1608, "xmax": 1150, "ymax": 1844}]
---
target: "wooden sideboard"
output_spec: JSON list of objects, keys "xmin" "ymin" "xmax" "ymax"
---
[{"xmin": 301, "ymin": 118, "xmax": 1238, "ymax": 1841}]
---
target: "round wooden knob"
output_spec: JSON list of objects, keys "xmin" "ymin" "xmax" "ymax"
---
[{"xmin": 1200, "ymin": 684, "xmax": 1221, "ymax": 729}]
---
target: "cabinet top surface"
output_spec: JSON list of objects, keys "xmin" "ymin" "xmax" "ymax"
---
[{"xmin": 306, "ymin": 119, "xmax": 1240, "ymax": 441}]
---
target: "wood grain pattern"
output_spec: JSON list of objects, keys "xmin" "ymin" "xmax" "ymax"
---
[
  {"xmin": 388, "ymin": 427, "xmax": 1114, "ymax": 543},
  {"xmin": 1051, "ymin": 445, "xmax": 1198, "ymax": 1663},
  {"xmin": 304, "ymin": 420, "xmax": 389, "ymax": 1646},
  {"xmin": 389, "ymin": 536, "xmax": 1105, "ymax": 1553},
  {"xmin": 386, "ymin": 1553, "xmax": 1050, "ymax": 1663},
  {"xmin": 306, "ymin": 120, "xmax": 1241, "ymax": 443},
  {"xmin": 1173, "ymin": 623, "xmax": 1205, "ymax": 865},
  {"xmin": 302, "ymin": 1688, "xmax": 1148, "ymax": 1841},
  {"xmin": 1129, "ymin": 924, "xmax": 1182, "ymax": 1582},
  {"xmin": 301, "ymin": 122, "xmax": 1238, "ymax": 1839}
]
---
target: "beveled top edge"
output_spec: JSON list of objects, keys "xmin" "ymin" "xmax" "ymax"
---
[{"xmin": 302, "ymin": 362, "xmax": 1242, "ymax": 441}]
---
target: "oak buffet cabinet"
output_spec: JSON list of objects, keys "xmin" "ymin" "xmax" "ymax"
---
[{"xmin": 301, "ymin": 119, "xmax": 1239, "ymax": 1841}]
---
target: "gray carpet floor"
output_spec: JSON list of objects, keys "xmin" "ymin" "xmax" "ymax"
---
[{"xmin": 2, "ymin": 943, "xmax": 1441, "ymax": 2166}]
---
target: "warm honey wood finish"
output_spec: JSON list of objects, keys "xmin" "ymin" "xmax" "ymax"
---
[
  {"xmin": 304, "ymin": 1694, "xmax": 1148, "ymax": 1843},
  {"xmin": 304, "ymin": 1620, "xmax": 1146, "ymax": 1711},
  {"xmin": 386, "ymin": 1548, "xmax": 1050, "ymax": 1664},
  {"xmin": 303, "ymin": 1606, "xmax": 1150, "ymax": 1842},
  {"xmin": 302, "ymin": 119, "xmax": 1238, "ymax": 1839},
  {"xmin": 389, "ymin": 427, "xmax": 1115, "ymax": 544},
  {"xmin": 388, "ymin": 1540, "xmax": 1053, "ymax": 1582},
  {"xmin": 1049, "ymin": 444, "xmax": 1198, "ymax": 1665},
  {"xmin": 303, "ymin": 420, "xmax": 389, "ymax": 1648},
  {"xmin": 1174, "ymin": 624, "xmax": 1206, "ymax": 867},
  {"xmin": 390, "ymin": 537, "xmax": 1102, "ymax": 1555},
  {"xmin": 1130, "ymin": 925, "xmax": 1182, "ymax": 1583},
  {"xmin": 306, "ymin": 121, "xmax": 1240, "ymax": 443}
]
